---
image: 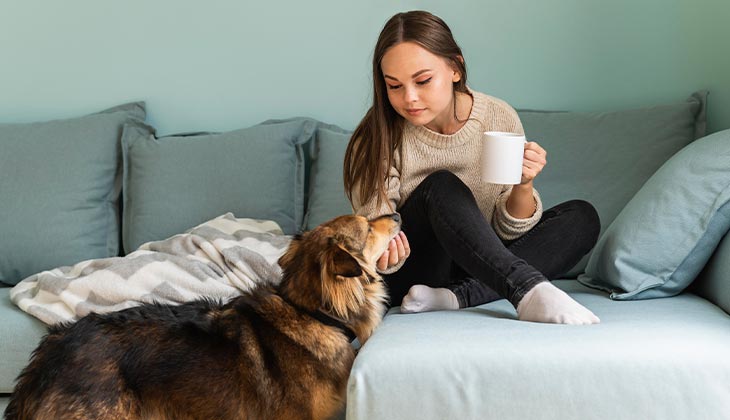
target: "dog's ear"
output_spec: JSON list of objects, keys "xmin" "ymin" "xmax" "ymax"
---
[{"xmin": 330, "ymin": 246, "xmax": 363, "ymax": 278}]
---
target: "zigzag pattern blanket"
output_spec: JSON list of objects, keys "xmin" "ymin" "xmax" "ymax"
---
[{"xmin": 10, "ymin": 213, "xmax": 292, "ymax": 325}]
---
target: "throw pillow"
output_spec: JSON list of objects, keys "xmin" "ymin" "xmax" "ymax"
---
[
  {"xmin": 0, "ymin": 102, "xmax": 146, "ymax": 285},
  {"xmin": 121, "ymin": 118, "xmax": 316, "ymax": 253},
  {"xmin": 690, "ymin": 230, "xmax": 730, "ymax": 315},
  {"xmin": 578, "ymin": 128, "xmax": 730, "ymax": 299},
  {"xmin": 304, "ymin": 123, "xmax": 354, "ymax": 230}
]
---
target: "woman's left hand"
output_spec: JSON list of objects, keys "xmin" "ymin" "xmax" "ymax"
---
[{"xmin": 521, "ymin": 141, "xmax": 547, "ymax": 185}]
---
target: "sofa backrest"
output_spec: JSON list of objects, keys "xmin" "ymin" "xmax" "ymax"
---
[{"xmin": 0, "ymin": 92, "xmax": 708, "ymax": 286}]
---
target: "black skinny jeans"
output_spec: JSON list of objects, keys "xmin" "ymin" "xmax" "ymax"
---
[{"xmin": 383, "ymin": 170, "xmax": 600, "ymax": 308}]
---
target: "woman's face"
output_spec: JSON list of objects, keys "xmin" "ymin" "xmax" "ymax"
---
[{"xmin": 380, "ymin": 42, "xmax": 461, "ymax": 130}]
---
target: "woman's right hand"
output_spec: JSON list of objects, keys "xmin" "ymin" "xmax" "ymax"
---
[{"xmin": 377, "ymin": 231, "xmax": 410, "ymax": 271}]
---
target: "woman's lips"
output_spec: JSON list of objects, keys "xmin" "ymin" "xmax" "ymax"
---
[{"xmin": 406, "ymin": 108, "xmax": 425, "ymax": 116}]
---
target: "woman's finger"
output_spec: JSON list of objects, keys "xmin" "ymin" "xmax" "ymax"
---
[
  {"xmin": 378, "ymin": 251, "xmax": 389, "ymax": 271},
  {"xmin": 388, "ymin": 240, "xmax": 398, "ymax": 266},
  {"xmin": 400, "ymin": 232, "xmax": 411, "ymax": 257},
  {"xmin": 395, "ymin": 234, "xmax": 406, "ymax": 258},
  {"xmin": 524, "ymin": 149, "xmax": 546, "ymax": 165}
]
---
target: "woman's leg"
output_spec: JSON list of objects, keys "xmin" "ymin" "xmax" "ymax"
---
[
  {"xmin": 384, "ymin": 170, "xmax": 544, "ymax": 308},
  {"xmin": 449, "ymin": 200, "xmax": 601, "ymax": 307},
  {"xmin": 383, "ymin": 170, "xmax": 598, "ymax": 324}
]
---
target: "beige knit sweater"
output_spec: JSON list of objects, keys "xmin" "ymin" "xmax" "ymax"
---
[{"xmin": 352, "ymin": 89, "xmax": 543, "ymax": 272}]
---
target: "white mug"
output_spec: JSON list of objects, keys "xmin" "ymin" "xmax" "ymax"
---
[{"xmin": 480, "ymin": 131, "xmax": 526, "ymax": 184}]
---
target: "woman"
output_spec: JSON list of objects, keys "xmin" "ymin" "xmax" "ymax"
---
[{"xmin": 344, "ymin": 10, "xmax": 600, "ymax": 324}]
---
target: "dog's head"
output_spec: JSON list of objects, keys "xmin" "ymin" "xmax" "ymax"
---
[{"xmin": 277, "ymin": 214, "xmax": 401, "ymax": 343}]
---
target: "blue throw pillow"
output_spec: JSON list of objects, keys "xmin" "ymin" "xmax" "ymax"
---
[
  {"xmin": 304, "ymin": 123, "xmax": 354, "ymax": 230},
  {"xmin": 121, "ymin": 118, "xmax": 316, "ymax": 253},
  {"xmin": 0, "ymin": 102, "xmax": 145, "ymax": 285},
  {"xmin": 690, "ymin": 231, "xmax": 730, "ymax": 315},
  {"xmin": 578, "ymin": 129, "xmax": 730, "ymax": 299}
]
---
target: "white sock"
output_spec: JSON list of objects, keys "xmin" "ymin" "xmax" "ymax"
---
[
  {"xmin": 400, "ymin": 285, "xmax": 459, "ymax": 313},
  {"xmin": 516, "ymin": 281, "xmax": 600, "ymax": 325}
]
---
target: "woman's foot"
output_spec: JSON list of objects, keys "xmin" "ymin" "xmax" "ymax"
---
[
  {"xmin": 516, "ymin": 281, "xmax": 600, "ymax": 325},
  {"xmin": 401, "ymin": 285, "xmax": 459, "ymax": 313}
]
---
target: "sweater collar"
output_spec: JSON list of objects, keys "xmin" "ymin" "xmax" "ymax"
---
[{"xmin": 408, "ymin": 88, "xmax": 488, "ymax": 149}]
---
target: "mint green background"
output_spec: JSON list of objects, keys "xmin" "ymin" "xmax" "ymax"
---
[{"xmin": 0, "ymin": 0, "xmax": 728, "ymax": 134}]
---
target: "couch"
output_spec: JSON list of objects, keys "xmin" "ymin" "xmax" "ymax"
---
[{"xmin": 2, "ymin": 91, "xmax": 730, "ymax": 419}]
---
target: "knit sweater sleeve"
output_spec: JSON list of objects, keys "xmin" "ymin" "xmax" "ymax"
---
[
  {"xmin": 489, "ymin": 98, "xmax": 544, "ymax": 240},
  {"xmin": 350, "ymin": 149, "xmax": 406, "ymax": 275},
  {"xmin": 493, "ymin": 187, "xmax": 544, "ymax": 240}
]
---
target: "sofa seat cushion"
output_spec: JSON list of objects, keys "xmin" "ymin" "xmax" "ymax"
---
[
  {"xmin": 0, "ymin": 288, "xmax": 47, "ymax": 393},
  {"xmin": 348, "ymin": 280, "xmax": 730, "ymax": 420}
]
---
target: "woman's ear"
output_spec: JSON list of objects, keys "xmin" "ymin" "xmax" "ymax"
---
[{"xmin": 452, "ymin": 55, "xmax": 464, "ymax": 83}]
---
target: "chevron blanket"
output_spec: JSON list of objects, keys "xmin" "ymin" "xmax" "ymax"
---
[{"xmin": 10, "ymin": 213, "xmax": 292, "ymax": 326}]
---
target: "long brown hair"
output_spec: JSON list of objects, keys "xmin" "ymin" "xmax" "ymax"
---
[{"xmin": 343, "ymin": 10, "xmax": 469, "ymax": 210}]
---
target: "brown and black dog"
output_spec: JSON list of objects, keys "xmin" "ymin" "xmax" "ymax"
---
[{"xmin": 5, "ymin": 213, "xmax": 401, "ymax": 420}]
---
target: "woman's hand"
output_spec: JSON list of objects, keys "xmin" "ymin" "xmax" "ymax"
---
[
  {"xmin": 507, "ymin": 141, "xmax": 547, "ymax": 219},
  {"xmin": 521, "ymin": 141, "xmax": 547, "ymax": 185},
  {"xmin": 377, "ymin": 231, "xmax": 410, "ymax": 271}
]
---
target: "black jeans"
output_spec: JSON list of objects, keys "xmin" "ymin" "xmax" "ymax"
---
[{"xmin": 383, "ymin": 170, "xmax": 600, "ymax": 308}]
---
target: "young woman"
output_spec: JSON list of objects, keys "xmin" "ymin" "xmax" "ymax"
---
[{"xmin": 343, "ymin": 10, "xmax": 601, "ymax": 324}]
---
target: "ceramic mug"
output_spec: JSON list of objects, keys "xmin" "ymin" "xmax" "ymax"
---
[{"xmin": 480, "ymin": 131, "xmax": 526, "ymax": 184}]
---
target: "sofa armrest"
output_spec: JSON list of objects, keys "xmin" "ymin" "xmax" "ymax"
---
[{"xmin": 691, "ymin": 231, "xmax": 730, "ymax": 314}]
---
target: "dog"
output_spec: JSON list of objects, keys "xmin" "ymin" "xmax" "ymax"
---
[{"xmin": 5, "ymin": 213, "xmax": 401, "ymax": 420}]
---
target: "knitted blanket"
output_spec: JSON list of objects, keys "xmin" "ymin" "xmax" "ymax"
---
[{"xmin": 10, "ymin": 213, "xmax": 291, "ymax": 325}]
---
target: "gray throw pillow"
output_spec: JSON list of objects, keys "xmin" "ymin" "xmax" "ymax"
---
[
  {"xmin": 578, "ymin": 128, "xmax": 730, "ymax": 299},
  {"xmin": 304, "ymin": 123, "xmax": 354, "ymax": 230},
  {"xmin": 121, "ymin": 118, "xmax": 316, "ymax": 253},
  {"xmin": 0, "ymin": 102, "xmax": 146, "ymax": 285}
]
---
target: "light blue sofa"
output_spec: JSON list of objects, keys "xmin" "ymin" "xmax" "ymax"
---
[{"xmin": 2, "ymin": 92, "xmax": 730, "ymax": 419}]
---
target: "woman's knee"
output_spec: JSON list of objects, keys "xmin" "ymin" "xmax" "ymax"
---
[
  {"xmin": 564, "ymin": 200, "xmax": 601, "ymax": 244},
  {"xmin": 421, "ymin": 170, "xmax": 470, "ymax": 195}
]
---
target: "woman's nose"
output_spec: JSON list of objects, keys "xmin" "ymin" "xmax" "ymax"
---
[{"xmin": 403, "ymin": 86, "xmax": 418, "ymax": 103}]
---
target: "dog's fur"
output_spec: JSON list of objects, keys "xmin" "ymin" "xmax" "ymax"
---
[{"xmin": 5, "ymin": 214, "xmax": 400, "ymax": 420}]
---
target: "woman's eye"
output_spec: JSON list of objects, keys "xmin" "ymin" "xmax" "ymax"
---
[
  {"xmin": 387, "ymin": 84, "xmax": 401, "ymax": 90},
  {"xmin": 416, "ymin": 77, "xmax": 432, "ymax": 85}
]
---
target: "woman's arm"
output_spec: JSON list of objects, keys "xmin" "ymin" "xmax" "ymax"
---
[
  {"xmin": 506, "ymin": 181, "xmax": 538, "ymax": 219},
  {"xmin": 350, "ymin": 151, "xmax": 410, "ymax": 273},
  {"xmin": 506, "ymin": 141, "xmax": 547, "ymax": 218}
]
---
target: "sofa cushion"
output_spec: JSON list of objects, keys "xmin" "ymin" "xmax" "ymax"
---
[
  {"xmin": 304, "ymin": 123, "xmax": 354, "ymax": 230},
  {"xmin": 519, "ymin": 91, "xmax": 707, "ymax": 276},
  {"xmin": 578, "ymin": 129, "xmax": 730, "ymax": 299},
  {"xmin": 121, "ymin": 118, "xmax": 316, "ymax": 253},
  {"xmin": 348, "ymin": 280, "xmax": 730, "ymax": 420},
  {"xmin": 0, "ymin": 103, "xmax": 145, "ymax": 286},
  {"xmin": 0, "ymin": 287, "xmax": 48, "ymax": 393}
]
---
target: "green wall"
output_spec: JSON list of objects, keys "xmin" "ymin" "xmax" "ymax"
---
[{"xmin": 1, "ymin": 0, "xmax": 727, "ymax": 134}]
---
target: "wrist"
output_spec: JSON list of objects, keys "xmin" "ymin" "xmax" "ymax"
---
[
  {"xmin": 513, "ymin": 181, "xmax": 534, "ymax": 192},
  {"xmin": 506, "ymin": 182, "xmax": 537, "ymax": 219}
]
